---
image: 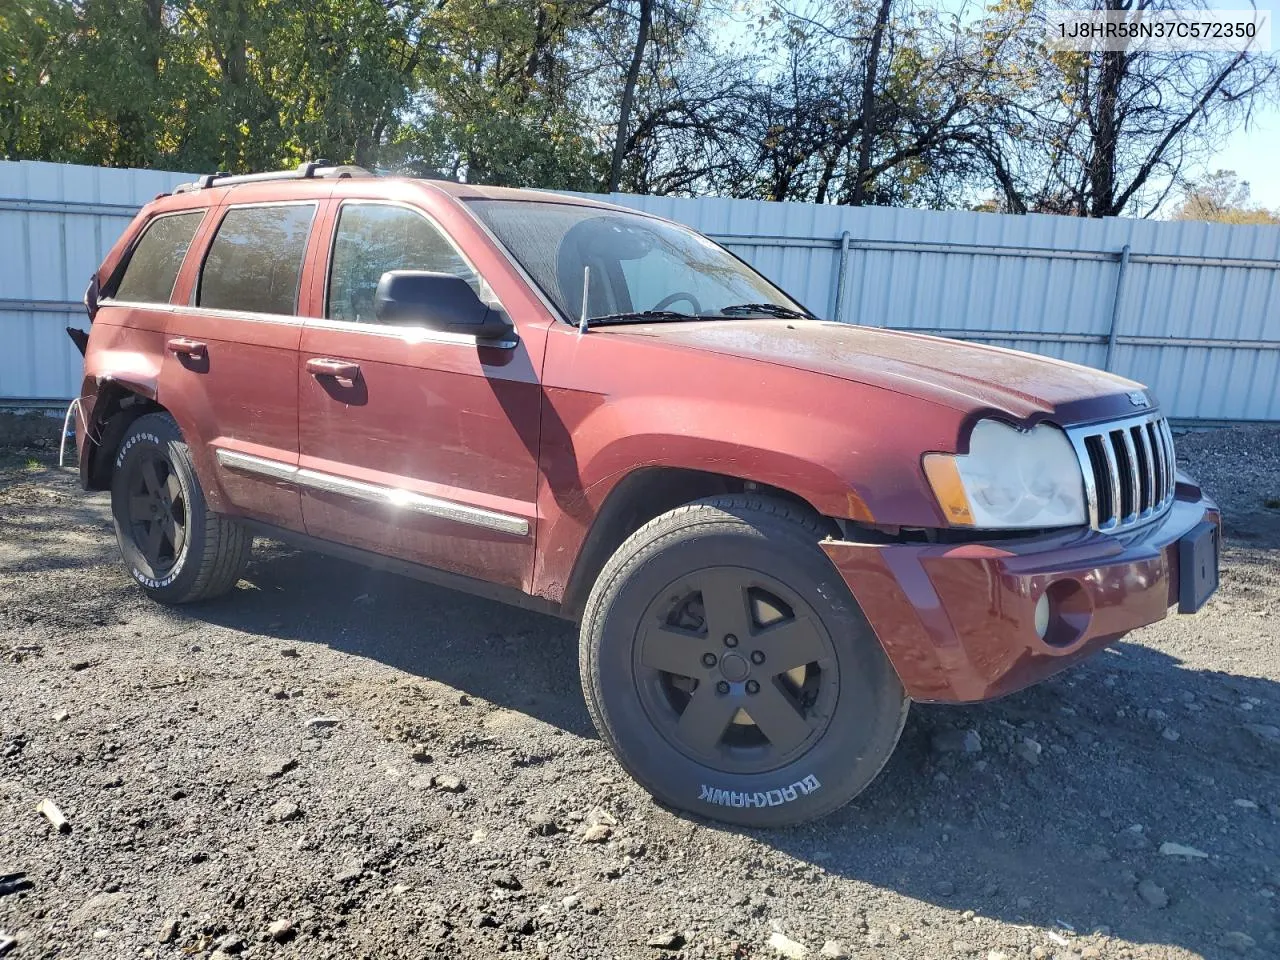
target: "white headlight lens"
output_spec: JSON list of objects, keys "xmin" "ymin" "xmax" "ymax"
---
[{"xmin": 936, "ymin": 420, "xmax": 1087, "ymax": 529}]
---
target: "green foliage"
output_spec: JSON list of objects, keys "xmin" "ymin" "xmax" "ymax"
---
[
  {"xmin": 1, "ymin": 0, "xmax": 1274, "ymax": 215},
  {"xmin": 398, "ymin": 0, "xmax": 607, "ymax": 187},
  {"xmin": 0, "ymin": 0, "xmax": 607, "ymax": 186}
]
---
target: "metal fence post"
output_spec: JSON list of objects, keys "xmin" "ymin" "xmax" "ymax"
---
[
  {"xmin": 1103, "ymin": 243, "xmax": 1131, "ymax": 371},
  {"xmin": 832, "ymin": 231, "xmax": 851, "ymax": 323}
]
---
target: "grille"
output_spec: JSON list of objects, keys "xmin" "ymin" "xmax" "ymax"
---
[{"xmin": 1067, "ymin": 413, "xmax": 1176, "ymax": 532}]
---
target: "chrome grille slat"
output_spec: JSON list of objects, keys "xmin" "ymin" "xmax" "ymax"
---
[
  {"xmin": 1146, "ymin": 421, "xmax": 1164, "ymax": 503},
  {"xmin": 1100, "ymin": 432, "xmax": 1123, "ymax": 531},
  {"xmin": 1067, "ymin": 412, "xmax": 1175, "ymax": 533},
  {"xmin": 1160, "ymin": 418, "xmax": 1177, "ymax": 495},
  {"xmin": 1070, "ymin": 432, "xmax": 1100, "ymax": 529},
  {"xmin": 1119, "ymin": 428, "xmax": 1140, "ymax": 523},
  {"xmin": 1135, "ymin": 424, "xmax": 1155, "ymax": 518}
]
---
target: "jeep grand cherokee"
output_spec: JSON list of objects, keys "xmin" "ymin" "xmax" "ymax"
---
[{"xmin": 72, "ymin": 162, "xmax": 1221, "ymax": 826}]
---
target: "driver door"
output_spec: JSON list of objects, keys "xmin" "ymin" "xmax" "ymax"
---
[{"xmin": 296, "ymin": 199, "xmax": 542, "ymax": 590}]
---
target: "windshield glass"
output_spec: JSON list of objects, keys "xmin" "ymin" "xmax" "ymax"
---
[{"xmin": 466, "ymin": 199, "xmax": 809, "ymax": 322}]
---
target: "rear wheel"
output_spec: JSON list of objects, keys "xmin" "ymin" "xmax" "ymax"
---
[
  {"xmin": 110, "ymin": 413, "xmax": 250, "ymax": 603},
  {"xmin": 580, "ymin": 495, "xmax": 909, "ymax": 826}
]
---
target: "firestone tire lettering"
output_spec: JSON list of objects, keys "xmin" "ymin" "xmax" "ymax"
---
[
  {"xmin": 697, "ymin": 774, "xmax": 821, "ymax": 808},
  {"xmin": 132, "ymin": 567, "xmax": 180, "ymax": 590},
  {"xmin": 116, "ymin": 432, "xmax": 160, "ymax": 468}
]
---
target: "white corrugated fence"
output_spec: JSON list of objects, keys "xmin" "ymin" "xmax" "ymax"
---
[
  {"xmin": 2, "ymin": 160, "xmax": 1278, "ymax": 421},
  {"xmin": 0, "ymin": 162, "xmax": 191, "ymax": 402}
]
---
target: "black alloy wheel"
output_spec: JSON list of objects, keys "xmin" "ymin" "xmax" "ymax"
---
[
  {"xmin": 110, "ymin": 412, "xmax": 251, "ymax": 603},
  {"xmin": 123, "ymin": 449, "xmax": 188, "ymax": 578},
  {"xmin": 634, "ymin": 566, "xmax": 838, "ymax": 775}
]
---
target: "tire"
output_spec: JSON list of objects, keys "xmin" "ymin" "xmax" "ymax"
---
[
  {"xmin": 580, "ymin": 495, "xmax": 909, "ymax": 827},
  {"xmin": 110, "ymin": 412, "xmax": 251, "ymax": 604}
]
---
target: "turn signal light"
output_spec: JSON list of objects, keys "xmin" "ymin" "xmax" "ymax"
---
[{"xmin": 922, "ymin": 454, "xmax": 975, "ymax": 526}]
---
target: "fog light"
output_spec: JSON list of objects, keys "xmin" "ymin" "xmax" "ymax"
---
[{"xmin": 1034, "ymin": 592, "xmax": 1050, "ymax": 639}]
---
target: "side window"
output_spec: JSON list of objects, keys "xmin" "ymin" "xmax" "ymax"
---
[
  {"xmin": 113, "ymin": 212, "xmax": 203, "ymax": 304},
  {"xmin": 327, "ymin": 203, "xmax": 482, "ymax": 324},
  {"xmin": 198, "ymin": 204, "xmax": 315, "ymax": 316}
]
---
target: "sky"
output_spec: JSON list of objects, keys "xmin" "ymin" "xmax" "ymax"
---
[
  {"xmin": 1218, "ymin": 113, "xmax": 1280, "ymax": 209},
  {"xmin": 1210, "ymin": 0, "xmax": 1280, "ymax": 208}
]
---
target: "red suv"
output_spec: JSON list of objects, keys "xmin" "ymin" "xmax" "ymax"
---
[{"xmin": 74, "ymin": 163, "xmax": 1220, "ymax": 825}]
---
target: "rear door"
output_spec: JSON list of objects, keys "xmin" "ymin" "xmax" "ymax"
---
[
  {"xmin": 295, "ymin": 197, "xmax": 543, "ymax": 590},
  {"xmin": 158, "ymin": 199, "xmax": 321, "ymax": 529}
]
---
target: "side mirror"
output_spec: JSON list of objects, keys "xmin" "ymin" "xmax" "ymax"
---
[{"xmin": 373, "ymin": 271, "xmax": 515, "ymax": 342}]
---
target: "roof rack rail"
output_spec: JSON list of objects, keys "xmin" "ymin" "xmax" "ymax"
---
[{"xmin": 172, "ymin": 161, "xmax": 375, "ymax": 194}]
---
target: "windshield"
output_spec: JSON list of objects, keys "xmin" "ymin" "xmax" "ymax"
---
[{"xmin": 466, "ymin": 199, "xmax": 809, "ymax": 323}]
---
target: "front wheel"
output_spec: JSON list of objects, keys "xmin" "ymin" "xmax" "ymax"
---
[
  {"xmin": 110, "ymin": 412, "xmax": 250, "ymax": 604},
  {"xmin": 579, "ymin": 495, "xmax": 909, "ymax": 827}
]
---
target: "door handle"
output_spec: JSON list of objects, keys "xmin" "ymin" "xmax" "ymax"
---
[
  {"xmin": 306, "ymin": 357, "xmax": 361, "ymax": 384},
  {"xmin": 167, "ymin": 337, "xmax": 207, "ymax": 358}
]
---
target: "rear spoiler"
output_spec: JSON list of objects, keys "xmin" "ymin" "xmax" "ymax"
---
[
  {"xmin": 67, "ymin": 326, "xmax": 88, "ymax": 356},
  {"xmin": 84, "ymin": 273, "xmax": 99, "ymax": 321},
  {"xmin": 67, "ymin": 273, "xmax": 99, "ymax": 356}
]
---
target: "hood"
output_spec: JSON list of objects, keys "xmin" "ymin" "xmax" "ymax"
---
[{"xmin": 607, "ymin": 319, "xmax": 1148, "ymax": 425}]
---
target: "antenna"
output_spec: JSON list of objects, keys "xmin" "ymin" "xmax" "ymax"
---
[{"xmin": 578, "ymin": 266, "xmax": 591, "ymax": 335}]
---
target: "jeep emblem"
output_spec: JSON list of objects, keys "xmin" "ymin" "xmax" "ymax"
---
[{"xmin": 1128, "ymin": 391, "xmax": 1149, "ymax": 407}]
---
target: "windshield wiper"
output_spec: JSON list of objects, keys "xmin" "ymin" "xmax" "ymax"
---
[
  {"xmin": 583, "ymin": 303, "xmax": 810, "ymax": 327},
  {"xmin": 717, "ymin": 303, "xmax": 809, "ymax": 319},
  {"xmin": 586, "ymin": 310, "xmax": 701, "ymax": 327}
]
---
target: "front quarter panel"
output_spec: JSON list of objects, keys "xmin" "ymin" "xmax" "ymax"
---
[{"xmin": 531, "ymin": 324, "xmax": 964, "ymax": 601}]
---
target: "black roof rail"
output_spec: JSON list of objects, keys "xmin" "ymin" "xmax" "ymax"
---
[{"xmin": 171, "ymin": 161, "xmax": 376, "ymax": 194}]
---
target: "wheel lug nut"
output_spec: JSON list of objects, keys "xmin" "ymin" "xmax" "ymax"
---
[
  {"xmin": 746, "ymin": 680, "xmax": 760, "ymax": 695},
  {"xmin": 723, "ymin": 634, "xmax": 738, "ymax": 648},
  {"xmin": 715, "ymin": 681, "xmax": 730, "ymax": 695},
  {"xmin": 701, "ymin": 652, "xmax": 717, "ymax": 668},
  {"xmin": 750, "ymin": 650, "xmax": 765, "ymax": 665}
]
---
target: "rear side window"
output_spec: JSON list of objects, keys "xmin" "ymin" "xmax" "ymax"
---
[
  {"xmin": 113, "ymin": 212, "xmax": 203, "ymax": 304},
  {"xmin": 327, "ymin": 203, "xmax": 483, "ymax": 324},
  {"xmin": 198, "ymin": 203, "xmax": 315, "ymax": 316}
]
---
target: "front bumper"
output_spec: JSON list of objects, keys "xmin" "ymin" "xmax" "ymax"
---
[{"xmin": 821, "ymin": 482, "xmax": 1220, "ymax": 703}]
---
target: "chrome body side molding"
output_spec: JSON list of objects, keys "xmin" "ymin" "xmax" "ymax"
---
[
  {"xmin": 215, "ymin": 448, "xmax": 301, "ymax": 484},
  {"xmin": 213, "ymin": 448, "xmax": 529, "ymax": 537}
]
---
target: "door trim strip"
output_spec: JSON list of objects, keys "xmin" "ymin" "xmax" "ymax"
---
[
  {"xmin": 215, "ymin": 448, "xmax": 300, "ymax": 483},
  {"xmin": 214, "ymin": 448, "xmax": 529, "ymax": 537}
]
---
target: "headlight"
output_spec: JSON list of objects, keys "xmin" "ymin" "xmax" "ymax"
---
[{"xmin": 923, "ymin": 420, "xmax": 1086, "ymax": 529}]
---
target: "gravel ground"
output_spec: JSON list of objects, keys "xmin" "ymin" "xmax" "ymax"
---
[{"xmin": 0, "ymin": 426, "xmax": 1278, "ymax": 960}]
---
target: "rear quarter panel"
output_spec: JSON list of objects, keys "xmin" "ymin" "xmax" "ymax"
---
[{"xmin": 78, "ymin": 194, "xmax": 216, "ymax": 479}]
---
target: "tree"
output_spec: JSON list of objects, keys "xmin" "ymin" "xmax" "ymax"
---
[
  {"xmin": 608, "ymin": 0, "xmax": 654, "ymax": 192},
  {"xmin": 3, "ymin": 0, "xmax": 1276, "ymax": 216},
  {"xmin": 401, "ymin": 0, "xmax": 608, "ymax": 187},
  {"xmin": 0, "ymin": 0, "xmax": 609, "ymax": 186},
  {"xmin": 696, "ymin": 1, "xmax": 1027, "ymax": 208},
  {"xmin": 850, "ymin": 0, "xmax": 892, "ymax": 205},
  {"xmin": 0, "ymin": 0, "xmax": 438, "ymax": 172},
  {"xmin": 600, "ymin": 46, "xmax": 756, "ymax": 195},
  {"xmin": 980, "ymin": 0, "xmax": 1279, "ymax": 217},
  {"xmin": 1172, "ymin": 169, "xmax": 1280, "ymax": 224}
]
